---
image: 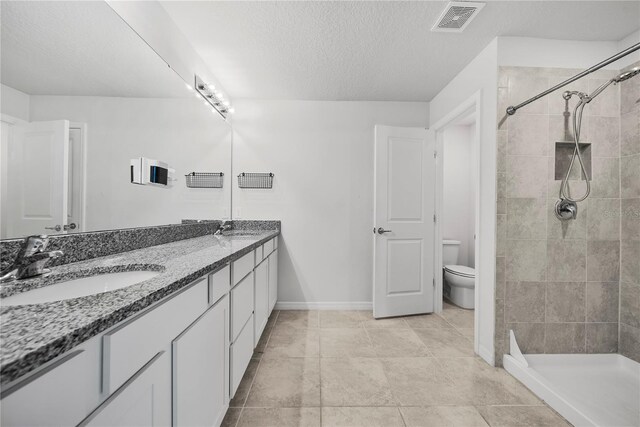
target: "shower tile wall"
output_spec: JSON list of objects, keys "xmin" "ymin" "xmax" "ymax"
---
[
  {"xmin": 495, "ymin": 66, "xmax": 623, "ymax": 364},
  {"xmin": 619, "ymin": 61, "xmax": 640, "ymax": 363}
]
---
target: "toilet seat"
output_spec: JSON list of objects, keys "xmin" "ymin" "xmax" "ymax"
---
[{"xmin": 444, "ymin": 265, "xmax": 475, "ymax": 278}]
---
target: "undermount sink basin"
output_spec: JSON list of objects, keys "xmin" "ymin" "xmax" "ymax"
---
[{"xmin": 1, "ymin": 270, "xmax": 160, "ymax": 307}]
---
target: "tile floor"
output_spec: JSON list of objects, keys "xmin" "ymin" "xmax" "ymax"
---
[{"xmin": 222, "ymin": 303, "xmax": 570, "ymax": 427}]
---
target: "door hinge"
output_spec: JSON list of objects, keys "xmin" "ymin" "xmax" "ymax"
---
[
  {"xmin": 433, "ymin": 277, "xmax": 435, "ymax": 287},
  {"xmin": 434, "ymin": 150, "xmax": 437, "ymax": 158},
  {"xmin": 433, "ymin": 214, "xmax": 437, "ymax": 223}
]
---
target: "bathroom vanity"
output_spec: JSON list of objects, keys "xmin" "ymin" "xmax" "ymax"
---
[{"xmin": 0, "ymin": 223, "xmax": 279, "ymax": 427}]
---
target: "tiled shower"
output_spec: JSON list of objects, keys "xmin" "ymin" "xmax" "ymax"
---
[{"xmin": 495, "ymin": 62, "xmax": 640, "ymax": 364}]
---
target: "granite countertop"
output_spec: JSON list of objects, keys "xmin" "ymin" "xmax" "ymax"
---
[{"xmin": 0, "ymin": 230, "xmax": 278, "ymax": 386}]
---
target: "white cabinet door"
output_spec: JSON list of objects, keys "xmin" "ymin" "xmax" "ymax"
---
[
  {"xmin": 254, "ymin": 260, "xmax": 269, "ymax": 346},
  {"xmin": 230, "ymin": 314, "xmax": 254, "ymax": 397},
  {"xmin": 81, "ymin": 351, "xmax": 171, "ymax": 427},
  {"xmin": 173, "ymin": 295, "xmax": 229, "ymax": 427},
  {"xmin": 268, "ymin": 249, "xmax": 278, "ymax": 313},
  {"xmin": 231, "ymin": 272, "xmax": 254, "ymax": 342}
]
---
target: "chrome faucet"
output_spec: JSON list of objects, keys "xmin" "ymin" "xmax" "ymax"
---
[
  {"xmin": 214, "ymin": 222, "xmax": 232, "ymax": 235},
  {"xmin": 0, "ymin": 235, "xmax": 63, "ymax": 283}
]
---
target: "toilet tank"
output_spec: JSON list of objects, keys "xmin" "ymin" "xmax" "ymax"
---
[{"xmin": 442, "ymin": 240, "xmax": 461, "ymax": 265}]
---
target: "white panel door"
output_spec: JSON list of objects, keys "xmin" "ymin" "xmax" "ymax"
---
[
  {"xmin": 5, "ymin": 120, "xmax": 69, "ymax": 236},
  {"xmin": 373, "ymin": 125, "xmax": 435, "ymax": 318}
]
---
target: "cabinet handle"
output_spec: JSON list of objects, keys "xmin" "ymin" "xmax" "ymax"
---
[
  {"xmin": 0, "ymin": 350, "xmax": 84, "ymax": 399},
  {"xmin": 77, "ymin": 351, "xmax": 165, "ymax": 427}
]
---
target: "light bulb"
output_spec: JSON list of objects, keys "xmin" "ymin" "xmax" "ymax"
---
[
  {"xmin": 223, "ymin": 101, "xmax": 230, "ymax": 107},
  {"xmin": 228, "ymin": 107, "xmax": 235, "ymax": 114},
  {"xmin": 207, "ymin": 83, "xmax": 216, "ymax": 90}
]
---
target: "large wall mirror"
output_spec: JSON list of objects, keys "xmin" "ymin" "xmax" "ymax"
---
[{"xmin": 0, "ymin": 1, "xmax": 232, "ymax": 240}]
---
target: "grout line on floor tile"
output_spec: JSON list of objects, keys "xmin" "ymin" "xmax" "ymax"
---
[
  {"xmin": 396, "ymin": 406, "xmax": 408, "ymax": 427},
  {"xmin": 233, "ymin": 407, "xmax": 243, "ymax": 427}
]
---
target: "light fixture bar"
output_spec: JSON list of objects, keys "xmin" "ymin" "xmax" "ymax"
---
[{"xmin": 194, "ymin": 74, "xmax": 233, "ymax": 119}]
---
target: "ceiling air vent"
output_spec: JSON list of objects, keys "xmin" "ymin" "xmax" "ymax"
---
[{"xmin": 431, "ymin": 1, "xmax": 485, "ymax": 32}]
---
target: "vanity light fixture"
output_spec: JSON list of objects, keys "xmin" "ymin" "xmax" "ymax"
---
[{"xmin": 194, "ymin": 74, "xmax": 233, "ymax": 119}]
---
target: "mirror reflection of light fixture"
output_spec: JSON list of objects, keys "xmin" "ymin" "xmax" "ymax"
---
[{"xmin": 194, "ymin": 74, "xmax": 233, "ymax": 119}]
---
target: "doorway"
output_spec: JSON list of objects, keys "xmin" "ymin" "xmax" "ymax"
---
[
  {"xmin": 0, "ymin": 115, "xmax": 86, "ymax": 238},
  {"xmin": 431, "ymin": 94, "xmax": 482, "ymax": 356}
]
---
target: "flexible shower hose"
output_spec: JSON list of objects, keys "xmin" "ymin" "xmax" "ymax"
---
[{"xmin": 559, "ymin": 100, "xmax": 591, "ymax": 202}]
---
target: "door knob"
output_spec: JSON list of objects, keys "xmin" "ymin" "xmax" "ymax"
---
[
  {"xmin": 45, "ymin": 225, "xmax": 62, "ymax": 232},
  {"xmin": 377, "ymin": 227, "xmax": 392, "ymax": 235},
  {"xmin": 64, "ymin": 223, "xmax": 77, "ymax": 231}
]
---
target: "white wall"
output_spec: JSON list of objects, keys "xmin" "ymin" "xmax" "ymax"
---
[
  {"xmin": 106, "ymin": 1, "xmax": 229, "ymax": 101},
  {"xmin": 29, "ymin": 95, "xmax": 231, "ymax": 231},
  {"xmin": 429, "ymin": 39, "xmax": 498, "ymax": 365},
  {"xmin": 498, "ymin": 34, "xmax": 640, "ymax": 69},
  {"xmin": 232, "ymin": 100, "xmax": 428, "ymax": 308},
  {"xmin": 442, "ymin": 123, "xmax": 476, "ymax": 268},
  {"xmin": 617, "ymin": 30, "xmax": 640, "ymax": 69},
  {"xmin": 1, "ymin": 84, "xmax": 30, "ymax": 121},
  {"xmin": 498, "ymin": 37, "xmax": 620, "ymax": 69}
]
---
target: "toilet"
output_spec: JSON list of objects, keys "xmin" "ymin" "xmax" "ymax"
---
[{"xmin": 442, "ymin": 239, "xmax": 475, "ymax": 309}]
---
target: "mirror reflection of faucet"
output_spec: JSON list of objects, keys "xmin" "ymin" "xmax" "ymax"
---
[{"xmin": 214, "ymin": 221, "xmax": 232, "ymax": 236}]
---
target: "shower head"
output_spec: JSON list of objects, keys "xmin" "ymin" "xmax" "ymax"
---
[
  {"xmin": 613, "ymin": 66, "xmax": 640, "ymax": 83},
  {"xmin": 585, "ymin": 65, "xmax": 640, "ymax": 102}
]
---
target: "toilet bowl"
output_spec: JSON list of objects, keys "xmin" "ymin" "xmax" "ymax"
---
[
  {"xmin": 443, "ymin": 265, "xmax": 475, "ymax": 309},
  {"xmin": 442, "ymin": 240, "xmax": 475, "ymax": 309}
]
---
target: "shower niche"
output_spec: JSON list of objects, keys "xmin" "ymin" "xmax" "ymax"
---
[{"xmin": 554, "ymin": 141, "xmax": 592, "ymax": 181}]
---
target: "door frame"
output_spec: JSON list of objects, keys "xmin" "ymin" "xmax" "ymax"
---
[
  {"xmin": 430, "ymin": 91, "xmax": 483, "ymax": 355},
  {"xmin": 69, "ymin": 122, "xmax": 88, "ymax": 232}
]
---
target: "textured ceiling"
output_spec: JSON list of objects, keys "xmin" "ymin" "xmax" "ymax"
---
[
  {"xmin": 160, "ymin": 1, "xmax": 640, "ymax": 101},
  {"xmin": 1, "ymin": 1, "xmax": 187, "ymax": 98}
]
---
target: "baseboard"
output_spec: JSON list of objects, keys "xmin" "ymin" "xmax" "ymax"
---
[
  {"xmin": 274, "ymin": 301, "xmax": 373, "ymax": 310},
  {"xmin": 478, "ymin": 343, "xmax": 495, "ymax": 366}
]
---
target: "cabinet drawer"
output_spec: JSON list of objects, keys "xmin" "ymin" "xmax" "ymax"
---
[
  {"xmin": 230, "ymin": 314, "xmax": 254, "ymax": 397},
  {"xmin": 232, "ymin": 250, "xmax": 254, "ymax": 286},
  {"xmin": 231, "ymin": 272, "xmax": 254, "ymax": 342},
  {"xmin": 263, "ymin": 238, "xmax": 275, "ymax": 257},
  {"xmin": 209, "ymin": 265, "xmax": 230, "ymax": 305},
  {"xmin": 1, "ymin": 343, "xmax": 99, "ymax": 427},
  {"xmin": 103, "ymin": 278, "xmax": 208, "ymax": 394}
]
